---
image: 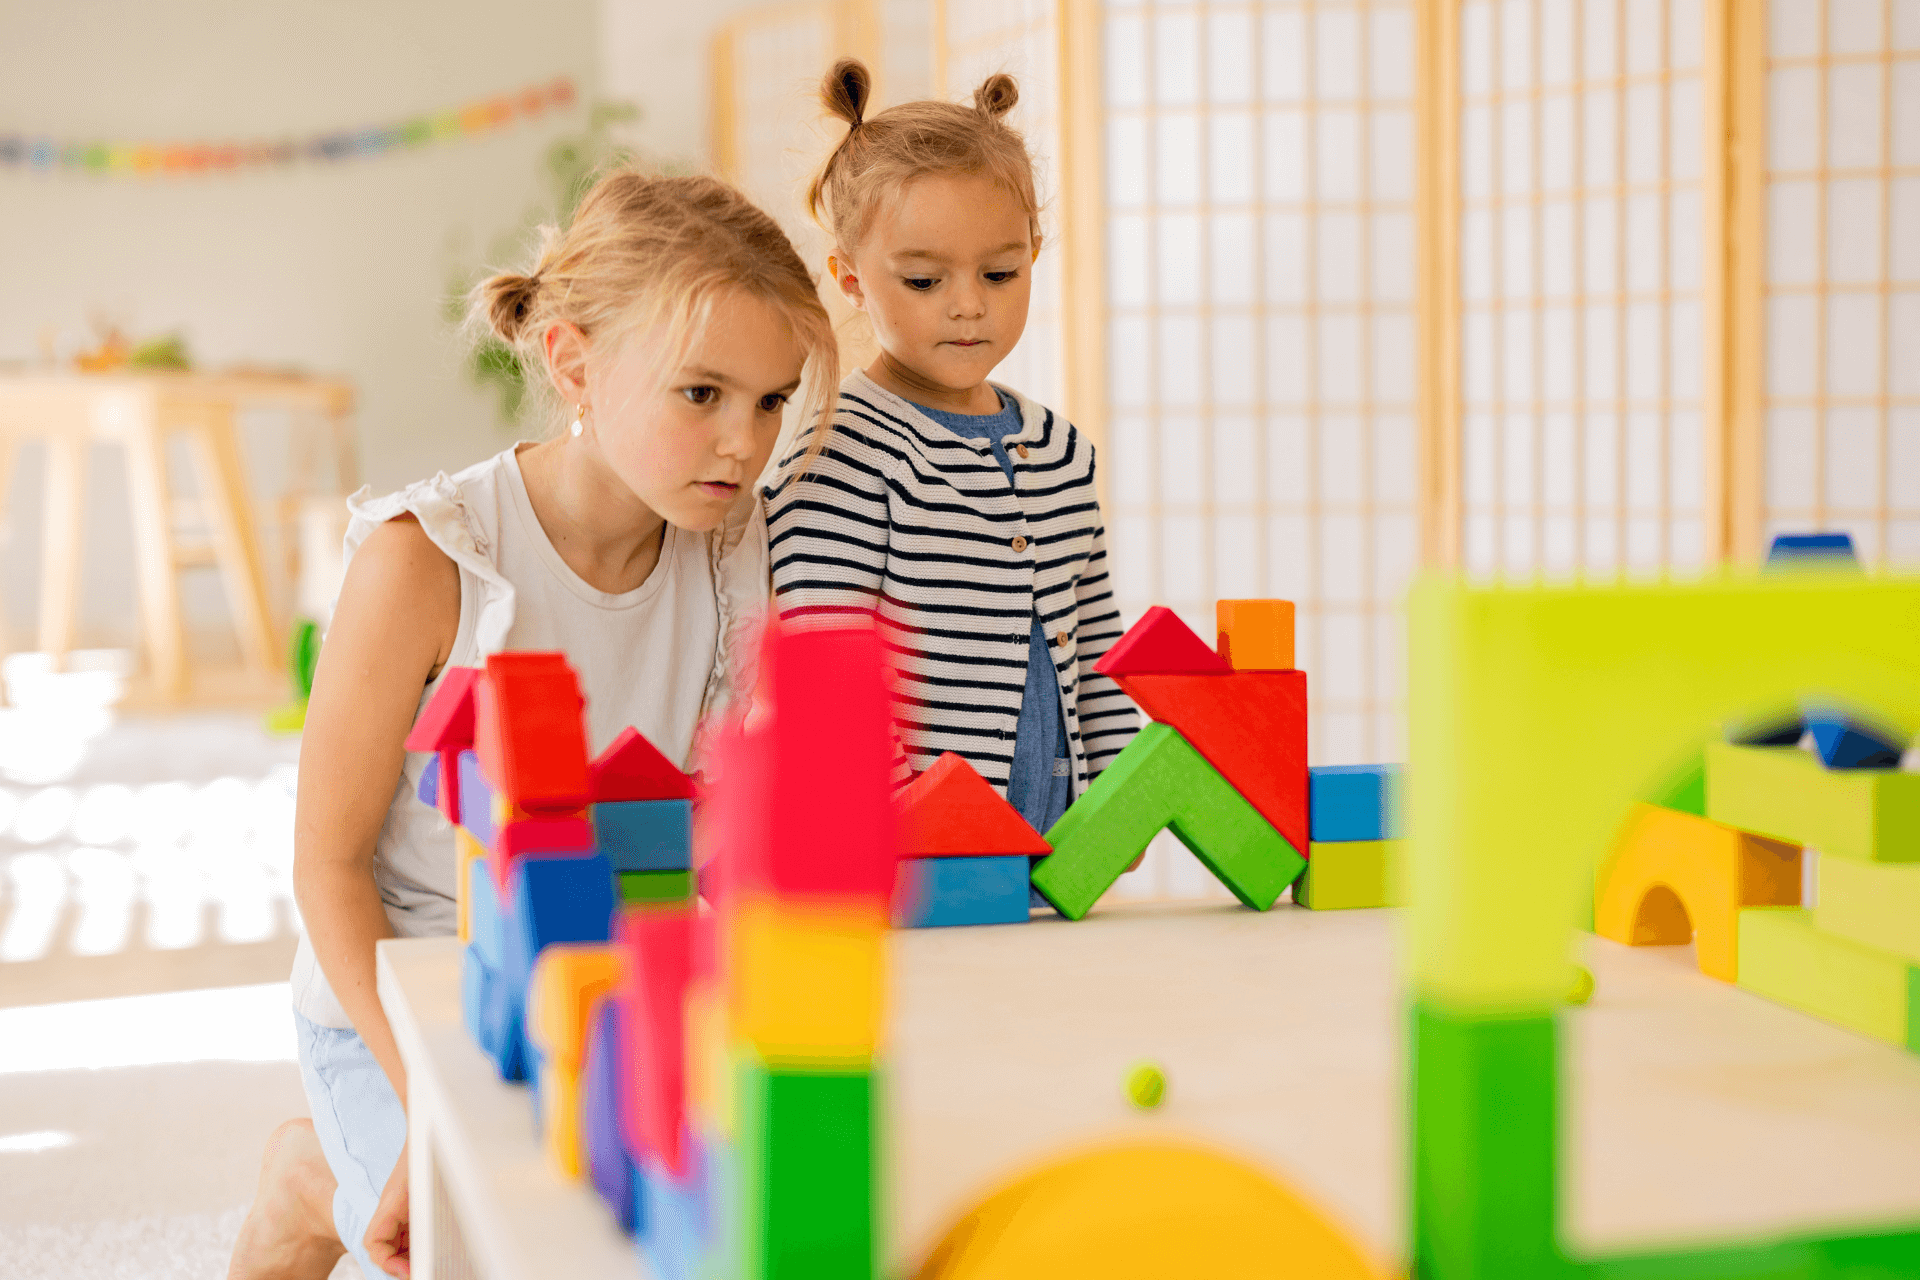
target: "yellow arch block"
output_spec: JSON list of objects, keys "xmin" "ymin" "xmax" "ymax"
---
[
  {"xmin": 1595, "ymin": 802, "xmax": 1801, "ymax": 982},
  {"xmin": 911, "ymin": 1140, "xmax": 1387, "ymax": 1280}
]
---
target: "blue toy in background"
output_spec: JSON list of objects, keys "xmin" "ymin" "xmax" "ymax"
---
[
  {"xmin": 1765, "ymin": 531, "xmax": 1858, "ymax": 569},
  {"xmin": 894, "ymin": 855, "xmax": 1031, "ymax": 928},
  {"xmin": 1309, "ymin": 765, "xmax": 1403, "ymax": 843}
]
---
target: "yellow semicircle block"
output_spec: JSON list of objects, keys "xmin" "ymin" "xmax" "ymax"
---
[{"xmin": 911, "ymin": 1139, "xmax": 1390, "ymax": 1280}]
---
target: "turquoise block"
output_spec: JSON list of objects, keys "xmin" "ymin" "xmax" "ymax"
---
[
  {"xmin": 893, "ymin": 855, "xmax": 1031, "ymax": 928},
  {"xmin": 594, "ymin": 799, "xmax": 693, "ymax": 872}
]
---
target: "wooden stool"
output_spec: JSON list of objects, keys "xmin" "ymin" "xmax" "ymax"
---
[{"xmin": 0, "ymin": 372, "xmax": 356, "ymax": 704}]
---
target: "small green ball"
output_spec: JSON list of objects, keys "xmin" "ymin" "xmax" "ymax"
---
[
  {"xmin": 1126, "ymin": 1062, "xmax": 1166, "ymax": 1110},
  {"xmin": 1567, "ymin": 965, "xmax": 1595, "ymax": 1005}
]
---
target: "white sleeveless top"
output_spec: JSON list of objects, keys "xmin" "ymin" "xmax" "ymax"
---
[{"xmin": 290, "ymin": 444, "xmax": 770, "ymax": 1028}]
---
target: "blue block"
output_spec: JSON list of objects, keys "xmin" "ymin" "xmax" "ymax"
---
[
  {"xmin": 503, "ymin": 854, "xmax": 616, "ymax": 1076},
  {"xmin": 1806, "ymin": 713, "xmax": 1905, "ymax": 770},
  {"xmin": 464, "ymin": 944, "xmax": 526, "ymax": 1081},
  {"xmin": 593, "ymin": 800, "xmax": 693, "ymax": 872},
  {"xmin": 458, "ymin": 749, "xmax": 495, "ymax": 845},
  {"xmin": 1728, "ymin": 715, "xmax": 1804, "ymax": 746},
  {"xmin": 1766, "ymin": 531, "xmax": 1858, "ymax": 567},
  {"xmin": 417, "ymin": 753, "xmax": 441, "ymax": 808},
  {"xmin": 894, "ymin": 855, "xmax": 1032, "ymax": 928},
  {"xmin": 583, "ymin": 1000, "xmax": 637, "ymax": 1233},
  {"xmin": 460, "ymin": 942, "xmax": 487, "ymax": 1042},
  {"xmin": 468, "ymin": 855, "xmax": 506, "ymax": 970},
  {"xmin": 639, "ymin": 1151, "xmax": 707, "ymax": 1280},
  {"xmin": 1310, "ymin": 764, "xmax": 1403, "ymax": 842}
]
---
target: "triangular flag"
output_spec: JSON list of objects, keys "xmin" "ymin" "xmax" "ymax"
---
[
  {"xmin": 404, "ymin": 665, "xmax": 481, "ymax": 752},
  {"xmin": 590, "ymin": 726, "xmax": 696, "ymax": 801},
  {"xmin": 1094, "ymin": 606, "xmax": 1231, "ymax": 677},
  {"xmin": 899, "ymin": 753, "xmax": 1052, "ymax": 857}
]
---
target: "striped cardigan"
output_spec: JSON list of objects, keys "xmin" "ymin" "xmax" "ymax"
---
[{"xmin": 764, "ymin": 370, "xmax": 1138, "ymax": 796}]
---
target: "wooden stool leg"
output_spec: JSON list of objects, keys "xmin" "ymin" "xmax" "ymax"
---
[
  {"xmin": 121, "ymin": 413, "xmax": 187, "ymax": 701},
  {"xmin": 183, "ymin": 409, "xmax": 278, "ymax": 676},
  {"xmin": 37, "ymin": 433, "xmax": 87, "ymax": 670}
]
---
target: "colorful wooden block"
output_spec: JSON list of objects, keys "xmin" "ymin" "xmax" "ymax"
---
[
  {"xmin": 1646, "ymin": 753, "xmax": 1707, "ymax": 816},
  {"xmin": 892, "ymin": 855, "xmax": 1032, "ymax": 928},
  {"xmin": 1593, "ymin": 803, "xmax": 1801, "ymax": 983},
  {"xmin": 475, "ymin": 651, "xmax": 591, "ymax": 812},
  {"xmin": 1737, "ymin": 906, "xmax": 1913, "ymax": 1047},
  {"xmin": 1805, "ymin": 710, "xmax": 1906, "ymax": 769},
  {"xmin": 595, "ymin": 799, "xmax": 694, "ymax": 871},
  {"xmin": 620, "ymin": 868, "xmax": 695, "ymax": 905},
  {"xmin": 735, "ymin": 1060, "xmax": 875, "ymax": 1280},
  {"xmin": 1215, "ymin": 599, "xmax": 1295, "ymax": 670},
  {"xmin": 1766, "ymin": 531, "xmax": 1858, "ymax": 568},
  {"xmin": 463, "ymin": 943, "xmax": 526, "ymax": 1081},
  {"xmin": 458, "ymin": 749, "xmax": 495, "ymax": 846},
  {"xmin": 639, "ymin": 1151, "xmax": 707, "ymax": 1280},
  {"xmin": 1117, "ymin": 670, "xmax": 1310, "ymax": 859},
  {"xmin": 1032, "ymin": 723, "xmax": 1305, "ymax": 920},
  {"xmin": 467, "ymin": 851, "xmax": 506, "ymax": 970},
  {"xmin": 503, "ymin": 853, "xmax": 616, "ymax": 1048},
  {"xmin": 492, "ymin": 815, "xmax": 596, "ymax": 892},
  {"xmin": 527, "ymin": 943, "xmax": 621, "ymax": 1069},
  {"xmin": 617, "ymin": 907, "xmax": 695, "ymax": 1175},
  {"xmin": 583, "ymin": 998, "xmax": 638, "ymax": 1233},
  {"xmin": 897, "ymin": 752, "xmax": 1051, "ymax": 857},
  {"xmin": 537, "ymin": 1057, "xmax": 585, "ymax": 1179},
  {"xmin": 1706, "ymin": 742, "xmax": 1920, "ymax": 864},
  {"xmin": 416, "ymin": 753, "xmax": 440, "ymax": 808},
  {"xmin": 402, "ymin": 664, "xmax": 481, "ymax": 752},
  {"xmin": 1816, "ymin": 856, "xmax": 1920, "ymax": 965},
  {"xmin": 685, "ymin": 984, "xmax": 732, "ymax": 1141},
  {"xmin": 1309, "ymin": 764, "xmax": 1403, "ymax": 842},
  {"xmin": 1093, "ymin": 605, "xmax": 1231, "ymax": 677},
  {"xmin": 455, "ymin": 827, "xmax": 486, "ymax": 943},
  {"xmin": 1296, "ymin": 840, "xmax": 1402, "ymax": 910},
  {"xmin": 727, "ymin": 899, "xmax": 886, "ymax": 1068},
  {"xmin": 590, "ymin": 724, "xmax": 696, "ymax": 801}
]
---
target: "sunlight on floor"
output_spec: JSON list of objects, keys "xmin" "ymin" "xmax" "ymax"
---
[{"xmin": 0, "ymin": 983, "xmax": 297, "ymax": 1073}]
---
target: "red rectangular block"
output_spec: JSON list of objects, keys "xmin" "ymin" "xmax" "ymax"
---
[
  {"xmin": 1117, "ymin": 670, "xmax": 1310, "ymax": 858},
  {"xmin": 475, "ymin": 652, "xmax": 590, "ymax": 812},
  {"xmin": 491, "ymin": 816, "xmax": 595, "ymax": 893},
  {"xmin": 616, "ymin": 906, "xmax": 694, "ymax": 1175}
]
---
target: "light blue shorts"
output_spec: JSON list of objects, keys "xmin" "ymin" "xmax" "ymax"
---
[{"xmin": 294, "ymin": 1010, "xmax": 408, "ymax": 1278}]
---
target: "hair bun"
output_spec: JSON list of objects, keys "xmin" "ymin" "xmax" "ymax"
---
[
  {"xmin": 822, "ymin": 58, "xmax": 872, "ymax": 129},
  {"xmin": 480, "ymin": 271, "xmax": 541, "ymax": 344},
  {"xmin": 973, "ymin": 72, "xmax": 1019, "ymax": 120}
]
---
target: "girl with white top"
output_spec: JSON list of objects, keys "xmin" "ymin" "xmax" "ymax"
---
[{"xmin": 227, "ymin": 172, "xmax": 836, "ymax": 1280}]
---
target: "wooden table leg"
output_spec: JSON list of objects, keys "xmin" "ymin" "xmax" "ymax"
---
[
  {"xmin": 37, "ymin": 432, "xmax": 86, "ymax": 670},
  {"xmin": 119, "ymin": 404, "xmax": 187, "ymax": 701},
  {"xmin": 182, "ymin": 407, "xmax": 279, "ymax": 677}
]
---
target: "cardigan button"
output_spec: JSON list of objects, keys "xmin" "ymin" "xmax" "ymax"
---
[
  {"xmin": 1052, "ymin": 632, "xmax": 1066, "ymax": 648},
  {"xmin": 1014, "ymin": 443, "xmax": 1029, "ymax": 459},
  {"xmin": 1011, "ymin": 535, "xmax": 1027, "ymax": 552}
]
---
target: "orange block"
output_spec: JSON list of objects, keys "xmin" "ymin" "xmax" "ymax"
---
[
  {"xmin": 455, "ymin": 826, "xmax": 486, "ymax": 943},
  {"xmin": 1216, "ymin": 599, "xmax": 1295, "ymax": 671},
  {"xmin": 1594, "ymin": 802, "xmax": 1801, "ymax": 982},
  {"xmin": 527, "ymin": 943, "xmax": 622, "ymax": 1069}
]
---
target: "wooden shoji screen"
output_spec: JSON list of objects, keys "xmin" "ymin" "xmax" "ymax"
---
[
  {"xmin": 1450, "ymin": 0, "xmax": 1711, "ymax": 579},
  {"xmin": 1096, "ymin": 0, "xmax": 1422, "ymax": 768},
  {"xmin": 1752, "ymin": 0, "xmax": 1920, "ymax": 565}
]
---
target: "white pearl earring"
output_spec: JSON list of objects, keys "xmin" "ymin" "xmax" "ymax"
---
[{"xmin": 570, "ymin": 404, "xmax": 585, "ymax": 438}]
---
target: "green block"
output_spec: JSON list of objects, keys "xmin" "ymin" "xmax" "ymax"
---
[
  {"xmin": 1034, "ymin": 723, "xmax": 1304, "ymax": 920},
  {"xmin": 1816, "ymin": 856, "xmax": 1920, "ymax": 964},
  {"xmin": 1650, "ymin": 754, "xmax": 1707, "ymax": 817},
  {"xmin": 1705, "ymin": 743, "xmax": 1920, "ymax": 865},
  {"xmin": 1411, "ymin": 1003, "xmax": 1569, "ymax": 1280},
  {"xmin": 1579, "ymin": 1223, "xmax": 1920, "ymax": 1278},
  {"xmin": 1295, "ymin": 840, "xmax": 1401, "ymax": 910},
  {"xmin": 735, "ymin": 1059, "xmax": 875, "ymax": 1280},
  {"xmin": 619, "ymin": 867, "xmax": 693, "ymax": 905},
  {"xmin": 1736, "ymin": 907, "xmax": 1912, "ymax": 1047}
]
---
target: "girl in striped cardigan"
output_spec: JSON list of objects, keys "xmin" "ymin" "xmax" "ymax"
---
[{"xmin": 765, "ymin": 58, "xmax": 1138, "ymax": 834}]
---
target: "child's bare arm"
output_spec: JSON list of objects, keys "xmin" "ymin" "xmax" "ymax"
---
[{"xmin": 293, "ymin": 517, "xmax": 460, "ymax": 1101}]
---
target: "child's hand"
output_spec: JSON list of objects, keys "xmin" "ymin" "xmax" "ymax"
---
[{"xmin": 363, "ymin": 1146, "xmax": 411, "ymax": 1277}]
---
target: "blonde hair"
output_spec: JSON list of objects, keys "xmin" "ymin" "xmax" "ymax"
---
[
  {"xmin": 806, "ymin": 58, "xmax": 1042, "ymax": 258},
  {"xmin": 474, "ymin": 170, "xmax": 838, "ymax": 442}
]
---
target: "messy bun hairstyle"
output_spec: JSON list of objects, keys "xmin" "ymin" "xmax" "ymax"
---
[
  {"xmin": 806, "ymin": 57, "xmax": 1041, "ymax": 256},
  {"xmin": 472, "ymin": 170, "xmax": 838, "ymax": 438}
]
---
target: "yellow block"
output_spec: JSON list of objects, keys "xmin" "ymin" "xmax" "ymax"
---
[
  {"xmin": 1594, "ymin": 803, "xmax": 1800, "ymax": 982},
  {"xmin": 1296, "ymin": 841, "xmax": 1402, "ymax": 910},
  {"xmin": 526, "ymin": 944, "xmax": 621, "ymax": 1069},
  {"xmin": 537, "ymin": 1059, "xmax": 584, "ymax": 1180},
  {"xmin": 727, "ymin": 898, "xmax": 885, "ymax": 1067},
  {"xmin": 684, "ymin": 983, "xmax": 735, "ymax": 1140},
  {"xmin": 455, "ymin": 827, "xmax": 486, "ymax": 943},
  {"xmin": 1407, "ymin": 571, "xmax": 1920, "ymax": 1011},
  {"xmin": 1817, "ymin": 856, "xmax": 1920, "ymax": 964},
  {"xmin": 1737, "ymin": 906, "xmax": 1911, "ymax": 1045},
  {"xmin": 1706, "ymin": 741, "xmax": 1920, "ymax": 864},
  {"xmin": 912, "ymin": 1140, "xmax": 1387, "ymax": 1280},
  {"xmin": 1215, "ymin": 599, "xmax": 1295, "ymax": 670}
]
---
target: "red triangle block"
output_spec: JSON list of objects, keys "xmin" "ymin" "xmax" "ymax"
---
[
  {"xmin": 1094, "ymin": 607, "xmax": 1231, "ymax": 677},
  {"xmin": 590, "ymin": 726, "xmax": 696, "ymax": 802},
  {"xmin": 1116, "ymin": 670, "xmax": 1309, "ymax": 858},
  {"xmin": 475, "ymin": 652, "xmax": 591, "ymax": 812},
  {"xmin": 404, "ymin": 666, "xmax": 481, "ymax": 752},
  {"xmin": 899, "ymin": 753, "xmax": 1052, "ymax": 857}
]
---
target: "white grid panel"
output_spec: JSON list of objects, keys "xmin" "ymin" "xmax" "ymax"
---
[
  {"xmin": 1759, "ymin": 0, "xmax": 1920, "ymax": 565},
  {"xmin": 939, "ymin": 0, "xmax": 1070, "ymax": 409},
  {"xmin": 725, "ymin": 9, "xmax": 842, "ymax": 269},
  {"xmin": 1456, "ymin": 0, "xmax": 1708, "ymax": 581},
  {"xmin": 1103, "ymin": 0, "xmax": 1421, "ymax": 769}
]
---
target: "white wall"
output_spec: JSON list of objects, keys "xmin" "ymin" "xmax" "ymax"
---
[{"xmin": 0, "ymin": 0, "xmax": 604, "ymax": 651}]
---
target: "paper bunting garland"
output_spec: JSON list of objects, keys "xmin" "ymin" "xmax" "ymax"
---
[{"xmin": 1, "ymin": 76, "xmax": 576, "ymax": 177}]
